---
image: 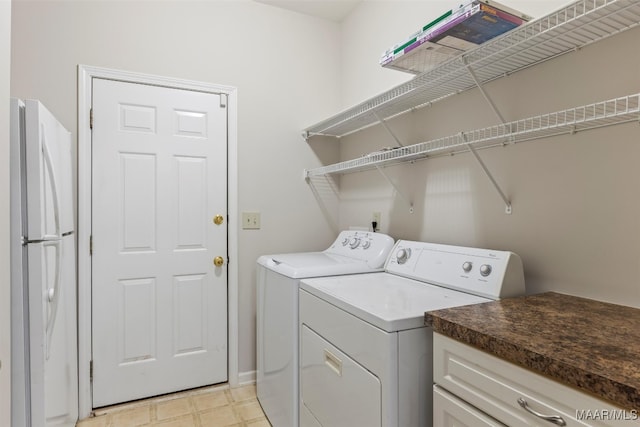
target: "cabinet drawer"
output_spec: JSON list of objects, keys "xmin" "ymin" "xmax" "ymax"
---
[
  {"xmin": 434, "ymin": 385, "xmax": 507, "ymax": 427},
  {"xmin": 434, "ymin": 333, "xmax": 633, "ymax": 427}
]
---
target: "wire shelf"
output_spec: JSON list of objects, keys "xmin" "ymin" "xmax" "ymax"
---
[
  {"xmin": 304, "ymin": 93, "xmax": 640, "ymax": 177},
  {"xmin": 303, "ymin": 0, "xmax": 640, "ymax": 139}
]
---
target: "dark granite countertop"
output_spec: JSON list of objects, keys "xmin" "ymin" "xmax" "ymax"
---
[{"xmin": 424, "ymin": 292, "xmax": 640, "ymax": 410}]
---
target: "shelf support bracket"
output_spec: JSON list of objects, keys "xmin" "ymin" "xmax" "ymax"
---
[
  {"xmin": 463, "ymin": 58, "xmax": 507, "ymax": 125},
  {"xmin": 461, "ymin": 133, "xmax": 512, "ymax": 214},
  {"xmin": 374, "ymin": 112, "xmax": 404, "ymax": 147},
  {"xmin": 374, "ymin": 164, "xmax": 414, "ymax": 214}
]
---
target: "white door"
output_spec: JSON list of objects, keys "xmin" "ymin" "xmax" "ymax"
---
[{"xmin": 91, "ymin": 78, "xmax": 228, "ymax": 407}]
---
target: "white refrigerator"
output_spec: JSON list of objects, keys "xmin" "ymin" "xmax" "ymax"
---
[{"xmin": 10, "ymin": 98, "xmax": 78, "ymax": 427}]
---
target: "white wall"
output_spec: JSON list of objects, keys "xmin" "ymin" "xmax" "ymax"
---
[
  {"xmin": 1, "ymin": 0, "xmax": 11, "ymax": 424},
  {"xmin": 10, "ymin": 0, "xmax": 341, "ymax": 379},
  {"xmin": 336, "ymin": 1, "xmax": 640, "ymax": 307}
]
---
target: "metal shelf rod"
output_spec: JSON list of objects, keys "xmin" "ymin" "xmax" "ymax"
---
[
  {"xmin": 464, "ymin": 138, "xmax": 512, "ymax": 214},
  {"xmin": 374, "ymin": 165, "xmax": 414, "ymax": 214},
  {"xmin": 373, "ymin": 112, "xmax": 405, "ymax": 147},
  {"xmin": 463, "ymin": 58, "xmax": 507, "ymax": 125}
]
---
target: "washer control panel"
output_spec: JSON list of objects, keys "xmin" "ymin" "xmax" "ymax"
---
[
  {"xmin": 326, "ymin": 231, "xmax": 395, "ymax": 267},
  {"xmin": 385, "ymin": 240, "xmax": 524, "ymax": 299}
]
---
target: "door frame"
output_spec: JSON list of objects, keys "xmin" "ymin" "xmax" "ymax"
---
[{"xmin": 77, "ymin": 65, "xmax": 239, "ymax": 418}]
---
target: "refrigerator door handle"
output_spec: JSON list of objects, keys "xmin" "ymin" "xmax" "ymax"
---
[
  {"xmin": 41, "ymin": 127, "xmax": 64, "ymax": 360},
  {"xmin": 44, "ymin": 239, "xmax": 62, "ymax": 360},
  {"xmin": 41, "ymin": 126, "xmax": 62, "ymax": 239}
]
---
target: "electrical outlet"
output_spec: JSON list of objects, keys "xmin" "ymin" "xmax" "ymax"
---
[
  {"xmin": 242, "ymin": 212, "xmax": 261, "ymax": 230},
  {"xmin": 372, "ymin": 212, "xmax": 381, "ymax": 231}
]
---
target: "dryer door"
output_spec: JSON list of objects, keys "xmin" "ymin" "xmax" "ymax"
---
[{"xmin": 300, "ymin": 325, "xmax": 381, "ymax": 427}]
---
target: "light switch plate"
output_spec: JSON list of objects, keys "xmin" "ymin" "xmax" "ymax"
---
[{"xmin": 242, "ymin": 212, "xmax": 261, "ymax": 229}]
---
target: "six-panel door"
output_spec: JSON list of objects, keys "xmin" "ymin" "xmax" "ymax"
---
[{"xmin": 91, "ymin": 78, "xmax": 228, "ymax": 407}]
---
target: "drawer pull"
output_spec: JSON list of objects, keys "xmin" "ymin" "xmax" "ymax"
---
[
  {"xmin": 323, "ymin": 349, "xmax": 342, "ymax": 377},
  {"xmin": 517, "ymin": 398, "xmax": 566, "ymax": 426}
]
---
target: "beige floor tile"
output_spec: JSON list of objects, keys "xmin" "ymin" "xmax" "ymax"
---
[
  {"xmin": 76, "ymin": 414, "xmax": 110, "ymax": 427},
  {"xmin": 235, "ymin": 400, "xmax": 264, "ymax": 422},
  {"xmin": 229, "ymin": 385, "xmax": 256, "ymax": 403},
  {"xmin": 93, "ymin": 396, "xmax": 156, "ymax": 417},
  {"xmin": 198, "ymin": 405, "xmax": 239, "ymax": 427},
  {"xmin": 156, "ymin": 396, "xmax": 193, "ymax": 421},
  {"xmin": 111, "ymin": 406, "xmax": 152, "ymax": 427},
  {"xmin": 77, "ymin": 384, "xmax": 268, "ymax": 427},
  {"xmin": 192, "ymin": 390, "xmax": 229, "ymax": 412},
  {"xmin": 151, "ymin": 414, "xmax": 197, "ymax": 427}
]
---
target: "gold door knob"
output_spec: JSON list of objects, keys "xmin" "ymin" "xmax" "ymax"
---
[
  {"xmin": 213, "ymin": 256, "xmax": 224, "ymax": 267},
  {"xmin": 213, "ymin": 214, "xmax": 224, "ymax": 225}
]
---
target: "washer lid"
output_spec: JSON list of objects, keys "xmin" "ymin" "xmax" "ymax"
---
[
  {"xmin": 257, "ymin": 252, "xmax": 381, "ymax": 279},
  {"xmin": 300, "ymin": 273, "xmax": 491, "ymax": 333}
]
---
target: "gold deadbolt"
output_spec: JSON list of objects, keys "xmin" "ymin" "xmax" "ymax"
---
[
  {"xmin": 213, "ymin": 256, "xmax": 224, "ymax": 267},
  {"xmin": 213, "ymin": 214, "xmax": 224, "ymax": 225}
]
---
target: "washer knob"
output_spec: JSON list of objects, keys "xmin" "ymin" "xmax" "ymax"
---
[
  {"xmin": 342, "ymin": 237, "xmax": 349, "ymax": 246},
  {"xmin": 362, "ymin": 240, "xmax": 371, "ymax": 249},
  {"xmin": 349, "ymin": 237, "xmax": 360, "ymax": 249},
  {"xmin": 462, "ymin": 261, "xmax": 473, "ymax": 273},
  {"xmin": 396, "ymin": 248, "xmax": 411, "ymax": 264},
  {"xmin": 480, "ymin": 264, "xmax": 492, "ymax": 277}
]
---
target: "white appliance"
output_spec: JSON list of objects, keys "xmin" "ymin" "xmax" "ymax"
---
[
  {"xmin": 10, "ymin": 99, "xmax": 78, "ymax": 427},
  {"xmin": 256, "ymin": 231, "xmax": 395, "ymax": 427},
  {"xmin": 299, "ymin": 240, "xmax": 525, "ymax": 427}
]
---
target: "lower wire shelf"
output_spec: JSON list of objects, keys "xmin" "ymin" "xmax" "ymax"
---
[{"xmin": 304, "ymin": 93, "xmax": 640, "ymax": 178}]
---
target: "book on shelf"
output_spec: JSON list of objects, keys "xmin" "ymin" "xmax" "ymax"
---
[{"xmin": 381, "ymin": 0, "xmax": 532, "ymax": 75}]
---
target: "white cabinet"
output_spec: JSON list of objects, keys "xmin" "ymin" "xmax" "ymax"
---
[{"xmin": 433, "ymin": 333, "xmax": 635, "ymax": 427}]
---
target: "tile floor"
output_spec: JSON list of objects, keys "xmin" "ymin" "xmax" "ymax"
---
[{"xmin": 76, "ymin": 384, "xmax": 271, "ymax": 427}]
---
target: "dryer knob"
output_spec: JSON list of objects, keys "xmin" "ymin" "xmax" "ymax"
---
[
  {"xmin": 362, "ymin": 240, "xmax": 371, "ymax": 249},
  {"xmin": 462, "ymin": 261, "xmax": 473, "ymax": 273},
  {"xmin": 342, "ymin": 237, "xmax": 349, "ymax": 246},
  {"xmin": 480, "ymin": 264, "xmax": 492, "ymax": 277},
  {"xmin": 349, "ymin": 237, "xmax": 361, "ymax": 249},
  {"xmin": 396, "ymin": 248, "xmax": 411, "ymax": 264}
]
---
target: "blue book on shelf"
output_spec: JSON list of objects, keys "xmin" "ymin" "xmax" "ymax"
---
[{"xmin": 431, "ymin": 3, "xmax": 524, "ymax": 48}]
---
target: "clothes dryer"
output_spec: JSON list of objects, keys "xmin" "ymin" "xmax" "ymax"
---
[
  {"xmin": 299, "ymin": 240, "xmax": 525, "ymax": 427},
  {"xmin": 256, "ymin": 231, "xmax": 394, "ymax": 427}
]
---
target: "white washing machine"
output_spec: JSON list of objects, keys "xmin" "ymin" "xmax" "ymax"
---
[
  {"xmin": 256, "ymin": 230, "xmax": 395, "ymax": 427},
  {"xmin": 299, "ymin": 240, "xmax": 525, "ymax": 427}
]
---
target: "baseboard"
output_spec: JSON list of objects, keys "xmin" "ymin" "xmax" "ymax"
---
[{"xmin": 237, "ymin": 370, "xmax": 256, "ymax": 386}]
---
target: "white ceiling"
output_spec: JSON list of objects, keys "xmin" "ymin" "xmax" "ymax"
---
[{"xmin": 254, "ymin": 0, "xmax": 362, "ymax": 22}]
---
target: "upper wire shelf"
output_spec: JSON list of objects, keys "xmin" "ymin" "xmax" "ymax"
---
[
  {"xmin": 303, "ymin": 0, "xmax": 640, "ymax": 140},
  {"xmin": 304, "ymin": 93, "xmax": 640, "ymax": 177}
]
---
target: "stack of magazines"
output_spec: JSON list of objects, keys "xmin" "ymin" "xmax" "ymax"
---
[{"xmin": 380, "ymin": 0, "xmax": 532, "ymax": 75}]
